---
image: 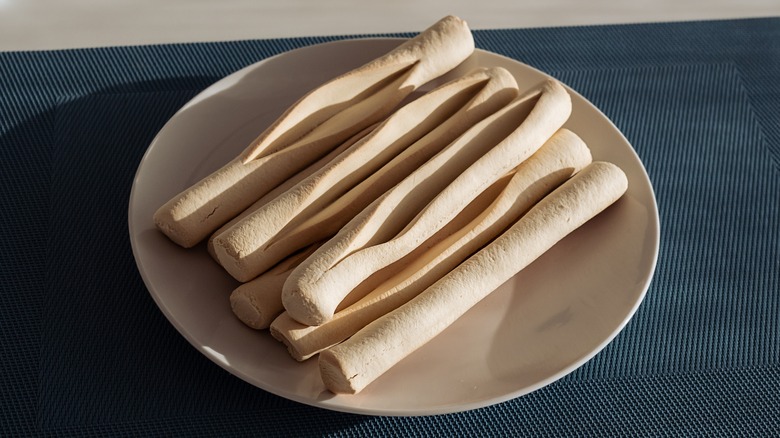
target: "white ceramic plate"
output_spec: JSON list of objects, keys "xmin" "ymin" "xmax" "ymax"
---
[{"xmin": 129, "ymin": 39, "xmax": 659, "ymax": 416}]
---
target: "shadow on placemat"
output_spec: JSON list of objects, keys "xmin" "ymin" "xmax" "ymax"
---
[{"xmin": 0, "ymin": 76, "xmax": 366, "ymax": 433}]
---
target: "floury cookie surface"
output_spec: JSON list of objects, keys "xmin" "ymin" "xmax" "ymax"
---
[
  {"xmin": 148, "ymin": 14, "xmax": 633, "ymax": 398},
  {"xmin": 270, "ymin": 129, "xmax": 592, "ymax": 361},
  {"xmin": 153, "ymin": 15, "xmax": 475, "ymax": 248},
  {"xmin": 212, "ymin": 67, "xmax": 518, "ymax": 282},
  {"xmin": 319, "ymin": 162, "xmax": 629, "ymax": 394},
  {"xmin": 282, "ymin": 80, "xmax": 572, "ymax": 326}
]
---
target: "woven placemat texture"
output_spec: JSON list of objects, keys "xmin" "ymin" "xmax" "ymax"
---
[{"xmin": 1, "ymin": 17, "xmax": 778, "ymax": 436}]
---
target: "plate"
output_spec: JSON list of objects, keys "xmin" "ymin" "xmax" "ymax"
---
[{"xmin": 128, "ymin": 38, "xmax": 659, "ymax": 416}]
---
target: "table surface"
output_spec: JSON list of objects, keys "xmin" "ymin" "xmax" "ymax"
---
[
  {"xmin": 2, "ymin": 5, "xmax": 779, "ymax": 437},
  {"xmin": 2, "ymin": 0, "xmax": 780, "ymax": 51}
]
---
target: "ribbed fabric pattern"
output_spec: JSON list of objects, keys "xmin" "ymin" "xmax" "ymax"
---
[
  {"xmin": 1, "ymin": 17, "xmax": 778, "ymax": 436},
  {"xmin": 552, "ymin": 62, "xmax": 780, "ymax": 381}
]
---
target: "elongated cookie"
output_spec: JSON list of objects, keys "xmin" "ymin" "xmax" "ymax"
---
[
  {"xmin": 319, "ymin": 161, "xmax": 629, "ymax": 394},
  {"xmin": 270, "ymin": 129, "xmax": 591, "ymax": 360},
  {"xmin": 283, "ymin": 80, "xmax": 571, "ymax": 326},
  {"xmin": 213, "ymin": 68, "xmax": 518, "ymax": 282},
  {"xmin": 154, "ymin": 15, "xmax": 474, "ymax": 247}
]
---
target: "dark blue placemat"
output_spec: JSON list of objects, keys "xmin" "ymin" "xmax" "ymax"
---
[{"xmin": 2, "ymin": 17, "xmax": 779, "ymax": 436}]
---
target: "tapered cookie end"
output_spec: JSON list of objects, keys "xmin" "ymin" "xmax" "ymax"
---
[
  {"xmin": 319, "ymin": 349, "xmax": 360, "ymax": 394},
  {"xmin": 281, "ymin": 277, "xmax": 340, "ymax": 326},
  {"xmin": 268, "ymin": 319, "xmax": 310, "ymax": 362},
  {"xmin": 153, "ymin": 207, "xmax": 197, "ymax": 248},
  {"xmin": 230, "ymin": 292, "xmax": 270, "ymax": 330}
]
